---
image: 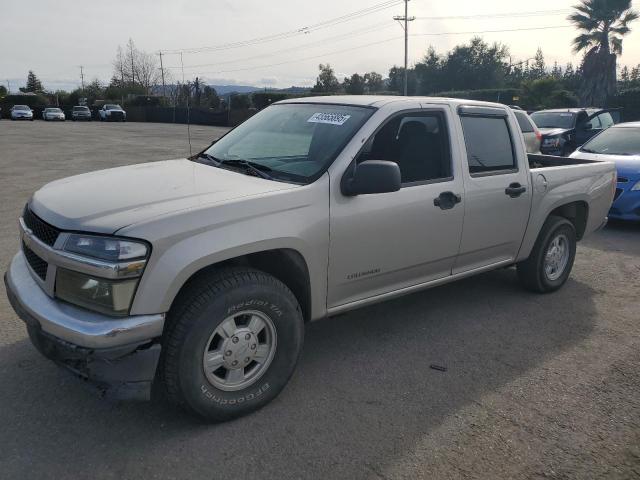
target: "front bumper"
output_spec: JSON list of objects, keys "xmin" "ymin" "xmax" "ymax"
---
[{"xmin": 4, "ymin": 252, "xmax": 165, "ymax": 400}]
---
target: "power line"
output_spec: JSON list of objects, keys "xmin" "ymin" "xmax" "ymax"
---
[
  {"xmin": 164, "ymin": 20, "xmax": 396, "ymax": 70},
  {"xmin": 414, "ymin": 9, "xmax": 572, "ymax": 21},
  {"xmin": 177, "ymin": 24, "xmax": 571, "ymax": 77},
  {"xmin": 162, "ymin": 0, "xmax": 403, "ymax": 54}
]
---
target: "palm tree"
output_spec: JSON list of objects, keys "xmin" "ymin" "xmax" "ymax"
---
[{"xmin": 568, "ymin": 0, "xmax": 638, "ymax": 106}]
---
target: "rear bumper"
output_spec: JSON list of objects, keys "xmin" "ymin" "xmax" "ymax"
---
[{"xmin": 4, "ymin": 252, "xmax": 165, "ymax": 400}]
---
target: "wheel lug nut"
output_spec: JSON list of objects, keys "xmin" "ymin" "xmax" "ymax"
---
[
  {"xmin": 225, "ymin": 350, "xmax": 232, "ymax": 356},
  {"xmin": 232, "ymin": 337, "xmax": 239, "ymax": 344},
  {"xmin": 232, "ymin": 360, "xmax": 238, "ymax": 366},
  {"xmin": 250, "ymin": 344, "xmax": 256, "ymax": 350},
  {"xmin": 245, "ymin": 333, "xmax": 251, "ymax": 340},
  {"xmin": 245, "ymin": 357, "xmax": 250, "ymax": 363}
]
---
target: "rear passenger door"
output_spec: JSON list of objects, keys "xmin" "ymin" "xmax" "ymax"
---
[{"xmin": 453, "ymin": 106, "xmax": 532, "ymax": 274}]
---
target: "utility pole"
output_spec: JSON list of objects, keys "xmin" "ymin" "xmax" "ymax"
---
[
  {"xmin": 129, "ymin": 41, "xmax": 136, "ymax": 87},
  {"xmin": 79, "ymin": 65, "xmax": 85, "ymax": 92},
  {"xmin": 6, "ymin": 80, "xmax": 10, "ymax": 94},
  {"xmin": 158, "ymin": 51, "xmax": 167, "ymax": 99},
  {"xmin": 393, "ymin": 0, "xmax": 415, "ymax": 96}
]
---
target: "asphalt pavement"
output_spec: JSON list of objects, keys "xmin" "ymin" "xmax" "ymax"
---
[{"xmin": 0, "ymin": 120, "xmax": 638, "ymax": 479}]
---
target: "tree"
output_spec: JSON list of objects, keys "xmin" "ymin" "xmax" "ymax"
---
[
  {"xmin": 530, "ymin": 48, "xmax": 546, "ymax": 79},
  {"xmin": 313, "ymin": 64, "xmax": 339, "ymax": 93},
  {"xmin": 438, "ymin": 37, "xmax": 509, "ymax": 91},
  {"xmin": 388, "ymin": 66, "xmax": 417, "ymax": 95},
  {"xmin": 343, "ymin": 73, "xmax": 365, "ymax": 94},
  {"xmin": 21, "ymin": 70, "xmax": 43, "ymax": 93},
  {"xmin": 202, "ymin": 85, "xmax": 220, "ymax": 109},
  {"xmin": 363, "ymin": 71, "xmax": 384, "ymax": 92},
  {"xmin": 111, "ymin": 39, "xmax": 160, "ymax": 95},
  {"xmin": 414, "ymin": 46, "xmax": 442, "ymax": 94},
  {"xmin": 569, "ymin": 0, "xmax": 638, "ymax": 105},
  {"xmin": 0, "ymin": 85, "xmax": 7, "ymax": 97}
]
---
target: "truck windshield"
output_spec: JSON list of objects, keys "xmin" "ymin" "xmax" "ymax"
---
[
  {"xmin": 202, "ymin": 103, "xmax": 374, "ymax": 183},
  {"xmin": 530, "ymin": 112, "xmax": 576, "ymax": 129},
  {"xmin": 581, "ymin": 126, "xmax": 640, "ymax": 155}
]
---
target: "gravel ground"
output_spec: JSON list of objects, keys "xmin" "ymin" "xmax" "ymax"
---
[{"xmin": 0, "ymin": 120, "xmax": 638, "ymax": 480}]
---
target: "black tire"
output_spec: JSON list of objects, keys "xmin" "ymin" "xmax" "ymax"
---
[
  {"xmin": 162, "ymin": 267, "xmax": 304, "ymax": 421},
  {"xmin": 517, "ymin": 215, "xmax": 577, "ymax": 293}
]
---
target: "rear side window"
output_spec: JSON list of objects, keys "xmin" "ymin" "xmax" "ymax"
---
[
  {"xmin": 597, "ymin": 112, "xmax": 614, "ymax": 128},
  {"xmin": 460, "ymin": 116, "xmax": 517, "ymax": 175},
  {"xmin": 514, "ymin": 111, "xmax": 534, "ymax": 133}
]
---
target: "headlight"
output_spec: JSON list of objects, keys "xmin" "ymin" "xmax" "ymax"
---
[
  {"xmin": 632, "ymin": 180, "xmax": 640, "ymax": 191},
  {"xmin": 63, "ymin": 234, "xmax": 148, "ymax": 261},
  {"xmin": 56, "ymin": 268, "xmax": 139, "ymax": 316}
]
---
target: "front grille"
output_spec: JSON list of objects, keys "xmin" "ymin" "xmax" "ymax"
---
[
  {"xmin": 22, "ymin": 241, "xmax": 48, "ymax": 280},
  {"xmin": 614, "ymin": 188, "xmax": 623, "ymax": 201},
  {"xmin": 109, "ymin": 111, "xmax": 124, "ymax": 120},
  {"xmin": 22, "ymin": 205, "xmax": 60, "ymax": 246},
  {"xmin": 617, "ymin": 177, "xmax": 629, "ymax": 183}
]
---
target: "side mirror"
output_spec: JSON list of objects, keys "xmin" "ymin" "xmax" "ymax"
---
[
  {"xmin": 583, "ymin": 122, "xmax": 593, "ymax": 130},
  {"xmin": 341, "ymin": 160, "xmax": 401, "ymax": 196}
]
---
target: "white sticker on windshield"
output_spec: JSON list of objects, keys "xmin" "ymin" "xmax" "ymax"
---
[{"xmin": 307, "ymin": 112, "xmax": 351, "ymax": 125}]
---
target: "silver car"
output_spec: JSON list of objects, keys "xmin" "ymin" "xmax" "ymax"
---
[
  {"xmin": 10, "ymin": 105, "xmax": 34, "ymax": 121},
  {"xmin": 512, "ymin": 108, "xmax": 541, "ymax": 153},
  {"xmin": 71, "ymin": 106, "xmax": 92, "ymax": 121},
  {"xmin": 42, "ymin": 108, "xmax": 65, "ymax": 121}
]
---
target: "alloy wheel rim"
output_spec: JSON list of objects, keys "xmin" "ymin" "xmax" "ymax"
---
[
  {"xmin": 544, "ymin": 233, "xmax": 570, "ymax": 281},
  {"xmin": 202, "ymin": 310, "xmax": 277, "ymax": 391}
]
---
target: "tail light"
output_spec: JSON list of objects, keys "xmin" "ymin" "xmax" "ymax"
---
[
  {"xmin": 612, "ymin": 170, "xmax": 617, "ymax": 198},
  {"xmin": 535, "ymin": 129, "xmax": 542, "ymax": 141}
]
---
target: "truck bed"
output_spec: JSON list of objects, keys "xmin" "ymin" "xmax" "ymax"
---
[{"xmin": 528, "ymin": 153, "xmax": 599, "ymax": 169}]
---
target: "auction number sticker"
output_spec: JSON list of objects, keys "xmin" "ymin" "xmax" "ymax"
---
[{"xmin": 308, "ymin": 112, "xmax": 351, "ymax": 125}]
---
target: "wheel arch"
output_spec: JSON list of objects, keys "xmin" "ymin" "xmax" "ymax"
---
[{"xmin": 167, "ymin": 248, "xmax": 313, "ymax": 324}]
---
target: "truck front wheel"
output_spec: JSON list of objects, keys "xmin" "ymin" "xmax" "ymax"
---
[
  {"xmin": 517, "ymin": 215, "xmax": 577, "ymax": 293},
  {"xmin": 161, "ymin": 267, "xmax": 304, "ymax": 421}
]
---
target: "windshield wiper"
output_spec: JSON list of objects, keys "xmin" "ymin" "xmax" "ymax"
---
[
  {"xmin": 580, "ymin": 147, "xmax": 596, "ymax": 153},
  {"xmin": 195, "ymin": 153, "xmax": 276, "ymax": 180},
  {"xmin": 195, "ymin": 152, "xmax": 223, "ymax": 165},
  {"xmin": 218, "ymin": 159, "xmax": 276, "ymax": 180}
]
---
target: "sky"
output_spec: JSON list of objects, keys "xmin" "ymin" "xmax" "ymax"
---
[{"xmin": 2, "ymin": 0, "xmax": 640, "ymax": 92}]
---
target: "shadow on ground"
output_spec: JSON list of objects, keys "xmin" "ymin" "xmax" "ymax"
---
[{"xmin": 0, "ymin": 268, "xmax": 598, "ymax": 479}]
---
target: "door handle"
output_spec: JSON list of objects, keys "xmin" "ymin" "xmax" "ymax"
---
[
  {"xmin": 434, "ymin": 191, "xmax": 462, "ymax": 210},
  {"xmin": 505, "ymin": 183, "xmax": 526, "ymax": 198}
]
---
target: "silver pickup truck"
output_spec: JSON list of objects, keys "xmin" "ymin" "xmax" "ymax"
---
[{"xmin": 4, "ymin": 96, "xmax": 615, "ymax": 421}]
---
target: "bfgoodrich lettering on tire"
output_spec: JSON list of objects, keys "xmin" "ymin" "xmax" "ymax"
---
[
  {"xmin": 161, "ymin": 267, "xmax": 304, "ymax": 421},
  {"xmin": 517, "ymin": 215, "xmax": 577, "ymax": 293}
]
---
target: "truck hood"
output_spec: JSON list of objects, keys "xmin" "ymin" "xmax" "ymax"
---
[
  {"xmin": 538, "ymin": 127, "xmax": 571, "ymax": 137},
  {"xmin": 30, "ymin": 159, "xmax": 297, "ymax": 234}
]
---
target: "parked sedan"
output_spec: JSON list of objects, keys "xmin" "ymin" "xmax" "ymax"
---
[
  {"xmin": 530, "ymin": 108, "xmax": 615, "ymax": 156},
  {"xmin": 71, "ymin": 106, "xmax": 92, "ymax": 121},
  {"xmin": 10, "ymin": 105, "xmax": 34, "ymax": 121},
  {"xmin": 570, "ymin": 122, "xmax": 640, "ymax": 221},
  {"xmin": 42, "ymin": 107, "xmax": 66, "ymax": 121},
  {"xmin": 99, "ymin": 104, "xmax": 126, "ymax": 121}
]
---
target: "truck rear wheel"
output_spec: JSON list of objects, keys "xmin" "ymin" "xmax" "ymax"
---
[
  {"xmin": 161, "ymin": 267, "xmax": 304, "ymax": 421},
  {"xmin": 517, "ymin": 215, "xmax": 576, "ymax": 293}
]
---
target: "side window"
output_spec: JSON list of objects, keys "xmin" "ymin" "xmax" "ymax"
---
[
  {"xmin": 588, "ymin": 115, "xmax": 602, "ymax": 129},
  {"xmin": 356, "ymin": 112, "xmax": 452, "ymax": 184},
  {"xmin": 460, "ymin": 115, "xmax": 517, "ymax": 175},
  {"xmin": 597, "ymin": 112, "xmax": 614, "ymax": 128},
  {"xmin": 514, "ymin": 111, "xmax": 534, "ymax": 133}
]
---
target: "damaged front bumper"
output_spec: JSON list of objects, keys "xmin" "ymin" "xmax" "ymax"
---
[{"xmin": 4, "ymin": 252, "xmax": 165, "ymax": 400}]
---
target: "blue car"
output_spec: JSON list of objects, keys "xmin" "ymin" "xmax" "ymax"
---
[{"xmin": 570, "ymin": 122, "xmax": 640, "ymax": 221}]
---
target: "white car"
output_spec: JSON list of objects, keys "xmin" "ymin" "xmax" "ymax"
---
[
  {"xmin": 42, "ymin": 108, "xmax": 66, "ymax": 121},
  {"xmin": 99, "ymin": 104, "xmax": 126, "ymax": 122},
  {"xmin": 10, "ymin": 105, "xmax": 34, "ymax": 121}
]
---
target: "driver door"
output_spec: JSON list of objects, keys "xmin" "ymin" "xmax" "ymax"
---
[{"xmin": 327, "ymin": 106, "xmax": 465, "ymax": 309}]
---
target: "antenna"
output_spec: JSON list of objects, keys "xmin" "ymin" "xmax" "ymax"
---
[{"xmin": 181, "ymin": 52, "xmax": 193, "ymax": 157}]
